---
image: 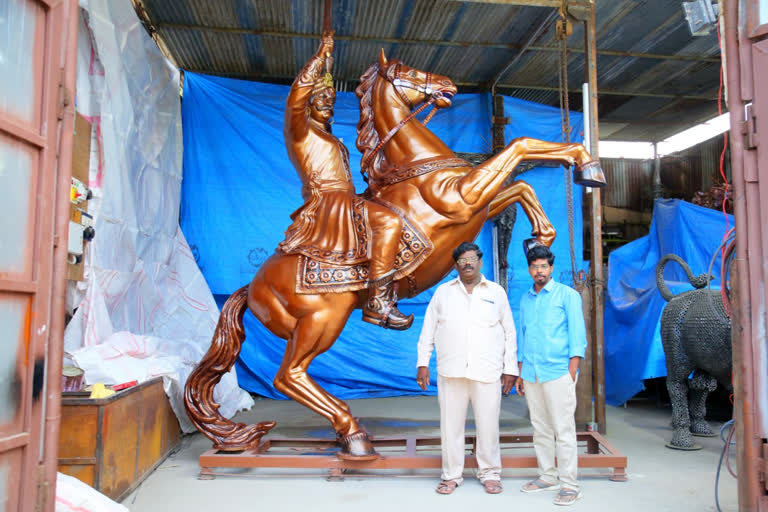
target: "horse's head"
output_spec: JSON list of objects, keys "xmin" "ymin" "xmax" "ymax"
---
[
  {"xmin": 356, "ymin": 51, "xmax": 458, "ymax": 184},
  {"xmin": 376, "ymin": 50, "xmax": 457, "ymax": 110}
]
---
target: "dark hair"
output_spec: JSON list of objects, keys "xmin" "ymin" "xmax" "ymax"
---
[
  {"xmin": 453, "ymin": 242, "xmax": 483, "ymax": 262},
  {"xmin": 526, "ymin": 245, "xmax": 555, "ymax": 266}
]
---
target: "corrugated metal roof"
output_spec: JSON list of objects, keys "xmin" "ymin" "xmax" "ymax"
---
[
  {"xmin": 601, "ymin": 158, "xmax": 654, "ymax": 211},
  {"xmin": 601, "ymin": 133, "xmax": 728, "ymax": 211},
  {"xmin": 136, "ymin": 0, "xmax": 721, "ymax": 142}
]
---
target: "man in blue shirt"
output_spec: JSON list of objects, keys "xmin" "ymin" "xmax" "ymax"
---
[{"xmin": 514, "ymin": 245, "xmax": 587, "ymax": 506}]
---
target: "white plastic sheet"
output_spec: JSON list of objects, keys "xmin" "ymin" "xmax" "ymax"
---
[
  {"xmin": 56, "ymin": 473, "xmax": 128, "ymax": 512},
  {"xmin": 64, "ymin": 0, "xmax": 253, "ymax": 432}
]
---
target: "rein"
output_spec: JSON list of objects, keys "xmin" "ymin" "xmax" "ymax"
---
[{"xmin": 360, "ymin": 63, "xmax": 446, "ymax": 177}]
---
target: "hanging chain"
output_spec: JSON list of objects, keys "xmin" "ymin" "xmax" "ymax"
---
[{"xmin": 557, "ymin": 1, "xmax": 577, "ymax": 286}]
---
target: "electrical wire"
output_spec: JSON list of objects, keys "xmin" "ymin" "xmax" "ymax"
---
[
  {"xmin": 715, "ymin": 21, "xmax": 730, "ymax": 229},
  {"xmin": 715, "ymin": 419, "xmax": 737, "ymax": 512},
  {"xmin": 720, "ymin": 238, "xmax": 736, "ymax": 316},
  {"xmin": 705, "ymin": 228, "xmax": 735, "ymax": 320},
  {"xmin": 713, "ymin": 18, "xmax": 733, "ymax": 316},
  {"xmin": 721, "ymin": 419, "xmax": 738, "ymax": 479},
  {"xmin": 712, "ymin": 14, "xmax": 736, "ymax": 512}
]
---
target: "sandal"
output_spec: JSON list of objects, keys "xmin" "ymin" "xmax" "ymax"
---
[
  {"xmin": 436, "ymin": 480, "xmax": 458, "ymax": 495},
  {"xmin": 482, "ymin": 479, "xmax": 503, "ymax": 494},
  {"xmin": 521, "ymin": 478, "xmax": 560, "ymax": 493},
  {"xmin": 554, "ymin": 488, "xmax": 583, "ymax": 506}
]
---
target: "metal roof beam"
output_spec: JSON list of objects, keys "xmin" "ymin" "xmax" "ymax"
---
[
  {"xmin": 491, "ymin": 9, "xmax": 560, "ymax": 91},
  {"xmin": 457, "ymin": 81, "xmax": 719, "ymax": 101},
  {"xmin": 181, "ymin": 67, "xmax": 718, "ymax": 101},
  {"xmin": 155, "ymin": 24, "xmax": 721, "ymax": 63},
  {"xmin": 456, "ymin": 0, "xmax": 584, "ymax": 7}
]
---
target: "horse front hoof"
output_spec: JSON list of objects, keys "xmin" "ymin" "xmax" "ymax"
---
[
  {"xmin": 573, "ymin": 160, "xmax": 606, "ymax": 188},
  {"xmin": 337, "ymin": 430, "xmax": 380, "ymax": 461},
  {"xmin": 522, "ymin": 238, "xmax": 544, "ymax": 256}
]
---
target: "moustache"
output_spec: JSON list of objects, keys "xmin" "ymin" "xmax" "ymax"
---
[
  {"xmin": 316, "ymin": 106, "xmax": 333, "ymax": 112},
  {"xmin": 462, "ymin": 265, "xmax": 473, "ymax": 270}
]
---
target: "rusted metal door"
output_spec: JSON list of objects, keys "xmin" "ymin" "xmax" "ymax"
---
[
  {"xmin": 724, "ymin": 1, "xmax": 768, "ymax": 510},
  {"xmin": 0, "ymin": 0, "xmax": 77, "ymax": 510}
]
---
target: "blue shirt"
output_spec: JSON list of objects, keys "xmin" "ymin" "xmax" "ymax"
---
[{"xmin": 518, "ymin": 277, "xmax": 587, "ymax": 383}]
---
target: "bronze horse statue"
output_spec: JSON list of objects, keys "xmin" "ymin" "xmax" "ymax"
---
[{"xmin": 184, "ymin": 50, "xmax": 605, "ymax": 460}]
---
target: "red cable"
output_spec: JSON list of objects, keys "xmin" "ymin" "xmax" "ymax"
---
[
  {"xmin": 720, "ymin": 236, "xmax": 735, "ymax": 317},
  {"xmin": 715, "ymin": 22, "xmax": 733, "ymax": 317},
  {"xmin": 725, "ymin": 420, "xmax": 737, "ymax": 479}
]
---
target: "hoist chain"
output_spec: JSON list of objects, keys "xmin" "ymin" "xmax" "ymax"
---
[{"xmin": 557, "ymin": 0, "xmax": 577, "ymax": 287}]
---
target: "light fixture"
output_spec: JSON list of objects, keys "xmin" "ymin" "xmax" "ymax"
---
[{"xmin": 682, "ymin": 0, "xmax": 718, "ymax": 36}]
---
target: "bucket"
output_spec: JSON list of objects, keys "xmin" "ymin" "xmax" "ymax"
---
[{"xmin": 62, "ymin": 365, "xmax": 85, "ymax": 392}]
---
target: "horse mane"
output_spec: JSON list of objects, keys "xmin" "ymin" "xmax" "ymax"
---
[{"xmin": 355, "ymin": 61, "xmax": 385, "ymax": 180}]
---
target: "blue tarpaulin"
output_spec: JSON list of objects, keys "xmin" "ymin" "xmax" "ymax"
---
[
  {"xmin": 604, "ymin": 199, "xmax": 734, "ymax": 405},
  {"xmin": 180, "ymin": 72, "xmax": 585, "ymax": 399}
]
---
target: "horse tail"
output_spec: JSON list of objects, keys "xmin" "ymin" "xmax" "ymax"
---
[
  {"xmin": 184, "ymin": 285, "xmax": 275, "ymax": 450},
  {"xmin": 655, "ymin": 254, "xmax": 711, "ymax": 302}
]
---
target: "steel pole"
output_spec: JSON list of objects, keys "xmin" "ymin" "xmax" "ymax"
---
[{"xmin": 584, "ymin": 0, "xmax": 605, "ymax": 434}]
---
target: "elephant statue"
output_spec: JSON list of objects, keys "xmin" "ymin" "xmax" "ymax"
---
[{"xmin": 656, "ymin": 254, "xmax": 732, "ymax": 450}]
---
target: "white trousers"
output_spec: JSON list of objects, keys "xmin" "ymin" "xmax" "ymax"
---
[
  {"xmin": 523, "ymin": 372, "xmax": 579, "ymax": 490},
  {"xmin": 437, "ymin": 374, "xmax": 502, "ymax": 485}
]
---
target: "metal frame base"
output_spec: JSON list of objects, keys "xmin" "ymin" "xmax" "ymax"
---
[{"xmin": 198, "ymin": 432, "xmax": 628, "ymax": 481}]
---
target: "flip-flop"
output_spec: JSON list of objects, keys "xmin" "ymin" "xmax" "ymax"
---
[
  {"xmin": 554, "ymin": 488, "xmax": 583, "ymax": 506},
  {"xmin": 436, "ymin": 480, "xmax": 458, "ymax": 495},
  {"xmin": 521, "ymin": 478, "xmax": 560, "ymax": 493},
  {"xmin": 482, "ymin": 480, "xmax": 503, "ymax": 494}
]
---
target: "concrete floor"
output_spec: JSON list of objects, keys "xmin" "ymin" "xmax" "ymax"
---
[{"xmin": 124, "ymin": 395, "xmax": 738, "ymax": 511}]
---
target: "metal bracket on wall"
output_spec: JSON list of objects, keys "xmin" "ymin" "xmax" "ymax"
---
[{"xmin": 745, "ymin": 103, "xmax": 758, "ymax": 150}]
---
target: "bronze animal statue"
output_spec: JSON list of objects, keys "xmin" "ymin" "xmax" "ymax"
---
[
  {"xmin": 185, "ymin": 34, "xmax": 605, "ymax": 460},
  {"xmin": 656, "ymin": 254, "xmax": 732, "ymax": 450}
]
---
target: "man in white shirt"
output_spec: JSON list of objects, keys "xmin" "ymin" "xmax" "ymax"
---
[{"xmin": 416, "ymin": 242, "xmax": 518, "ymax": 495}]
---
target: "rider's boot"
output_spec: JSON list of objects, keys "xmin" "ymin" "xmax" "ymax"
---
[{"xmin": 362, "ymin": 273, "xmax": 413, "ymax": 330}]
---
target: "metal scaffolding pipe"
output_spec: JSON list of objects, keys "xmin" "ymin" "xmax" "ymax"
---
[{"xmin": 584, "ymin": 0, "xmax": 606, "ymax": 435}]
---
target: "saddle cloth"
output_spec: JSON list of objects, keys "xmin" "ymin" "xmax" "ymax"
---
[{"xmin": 294, "ymin": 199, "xmax": 432, "ymax": 294}]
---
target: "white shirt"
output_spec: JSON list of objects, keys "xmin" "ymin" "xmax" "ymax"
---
[{"xmin": 417, "ymin": 276, "xmax": 518, "ymax": 383}]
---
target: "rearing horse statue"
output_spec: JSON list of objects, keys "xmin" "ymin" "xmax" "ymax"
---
[{"xmin": 184, "ymin": 50, "xmax": 605, "ymax": 460}]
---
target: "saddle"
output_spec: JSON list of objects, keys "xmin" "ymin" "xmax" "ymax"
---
[{"xmin": 294, "ymin": 198, "xmax": 432, "ymax": 294}]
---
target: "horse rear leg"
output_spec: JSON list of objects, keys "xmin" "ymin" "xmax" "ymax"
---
[
  {"xmin": 250, "ymin": 268, "xmax": 348, "ymax": 415},
  {"xmin": 273, "ymin": 307, "xmax": 355, "ymax": 429},
  {"xmin": 273, "ymin": 303, "xmax": 379, "ymax": 459}
]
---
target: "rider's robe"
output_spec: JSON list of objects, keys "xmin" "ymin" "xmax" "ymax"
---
[{"xmin": 277, "ymin": 56, "xmax": 370, "ymax": 266}]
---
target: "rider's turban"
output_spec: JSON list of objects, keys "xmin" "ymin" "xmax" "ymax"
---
[{"xmin": 311, "ymin": 72, "xmax": 335, "ymax": 95}]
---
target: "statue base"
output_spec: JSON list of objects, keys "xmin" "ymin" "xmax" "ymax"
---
[{"xmin": 197, "ymin": 432, "xmax": 628, "ymax": 482}]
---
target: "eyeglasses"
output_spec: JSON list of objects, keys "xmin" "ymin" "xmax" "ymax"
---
[
  {"xmin": 530, "ymin": 263, "xmax": 550, "ymax": 270},
  {"xmin": 456, "ymin": 256, "xmax": 480, "ymax": 265}
]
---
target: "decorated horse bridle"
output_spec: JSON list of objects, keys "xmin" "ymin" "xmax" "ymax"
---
[
  {"xmin": 361, "ymin": 62, "xmax": 451, "ymax": 176},
  {"xmin": 382, "ymin": 62, "xmax": 436, "ymax": 110}
]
